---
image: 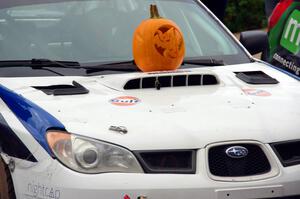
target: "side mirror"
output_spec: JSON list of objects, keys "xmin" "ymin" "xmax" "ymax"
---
[{"xmin": 240, "ymin": 30, "xmax": 268, "ymax": 55}]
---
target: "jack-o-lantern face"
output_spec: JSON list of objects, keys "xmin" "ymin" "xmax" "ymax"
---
[
  {"xmin": 154, "ymin": 25, "xmax": 184, "ymax": 59},
  {"xmin": 133, "ymin": 5, "xmax": 185, "ymax": 72}
]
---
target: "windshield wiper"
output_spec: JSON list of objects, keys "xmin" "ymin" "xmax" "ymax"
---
[
  {"xmin": 182, "ymin": 58, "xmax": 225, "ymax": 66},
  {"xmin": 0, "ymin": 59, "xmax": 139, "ymax": 74},
  {"xmin": 83, "ymin": 60, "xmax": 139, "ymax": 74},
  {"xmin": 0, "ymin": 58, "xmax": 224, "ymax": 76},
  {"xmin": 0, "ymin": 59, "xmax": 83, "ymax": 76},
  {"xmin": 31, "ymin": 59, "xmax": 81, "ymax": 69},
  {"xmin": 0, "ymin": 59, "xmax": 81, "ymax": 69},
  {"xmin": 84, "ymin": 59, "xmax": 225, "ymax": 74}
]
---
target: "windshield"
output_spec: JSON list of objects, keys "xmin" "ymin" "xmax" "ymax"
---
[{"xmin": 0, "ymin": 0, "xmax": 250, "ymax": 76}]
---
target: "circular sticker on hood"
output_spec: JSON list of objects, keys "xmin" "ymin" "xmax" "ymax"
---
[{"xmin": 110, "ymin": 96, "xmax": 140, "ymax": 106}]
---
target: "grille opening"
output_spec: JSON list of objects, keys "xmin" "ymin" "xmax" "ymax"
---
[
  {"xmin": 142, "ymin": 77, "xmax": 156, "ymax": 88},
  {"xmin": 134, "ymin": 150, "xmax": 196, "ymax": 174},
  {"xmin": 124, "ymin": 79, "xmax": 140, "ymax": 90},
  {"xmin": 188, "ymin": 75, "xmax": 202, "ymax": 86},
  {"xmin": 123, "ymin": 74, "xmax": 219, "ymax": 90},
  {"xmin": 158, "ymin": 76, "xmax": 172, "ymax": 87},
  {"xmin": 208, "ymin": 144, "xmax": 271, "ymax": 177},
  {"xmin": 203, "ymin": 75, "xmax": 218, "ymax": 85},
  {"xmin": 271, "ymin": 140, "xmax": 300, "ymax": 167},
  {"xmin": 173, "ymin": 75, "xmax": 186, "ymax": 87}
]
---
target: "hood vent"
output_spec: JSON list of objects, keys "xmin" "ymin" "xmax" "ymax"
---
[
  {"xmin": 235, "ymin": 71, "xmax": 279, "ymax": 84},
  {"xmin": 124, "ymin": 74, "xmax": 218, "ymax": 90},
  {"xmin": 33, "ymin": 81, "xmax": 89, "ymax": 96}
]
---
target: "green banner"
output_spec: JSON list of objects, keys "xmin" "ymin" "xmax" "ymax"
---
[{"xmin": 280, "ymin": 9, "xmax": 300, "ymax": 54}]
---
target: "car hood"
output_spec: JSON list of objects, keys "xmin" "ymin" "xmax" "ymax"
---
[{"xmin": 1, "ymin": 62, "xmax": 300, "ymax": 150}]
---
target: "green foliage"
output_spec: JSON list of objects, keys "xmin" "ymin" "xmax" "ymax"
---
[{"xmin": 224, "ymin": 0, "xmax": 268, "ymax": 32}]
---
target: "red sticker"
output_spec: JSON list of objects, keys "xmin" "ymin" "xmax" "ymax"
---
[
  {"xmin": 110, "ymin": 96, "xmax": 140, "ymax": 106},
  {"xmin": 242, "ymin": 89, "xmax": 271, "ymax": 97},
  {"xmin": 123, "ymin": 195, "xmax": 131, "ymax": 199}
]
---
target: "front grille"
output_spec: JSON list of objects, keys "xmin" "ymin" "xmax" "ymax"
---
[
  {"xmin": 134, "ymin": 150, "xmax": 196, "ymax": 174},
  {"xmin": 208, "ymin": 144, "xmax": 271, "ymax": 177}
]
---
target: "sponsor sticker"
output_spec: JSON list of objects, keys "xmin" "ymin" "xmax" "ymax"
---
[
  {"xmin": 273, "ymin": 53, "xmax": 300, "ymax": 76},
  {"xmin": 25, "ymin": 181, "xmax": 61, "ymax": 199},
  {"xmin": 242, "ymin": 89, "xmax": 271, "ymax": 97},
  {"xmin": 110, "ymin": 96, "xmax": 140, "ymax": 106},
  {"xmin": 280, "ymin": 9, "xmax": 300, "ymax": 54},
  {"xmin": 123, "ymin": 195, "xmax": 131, "ymax": 199}
]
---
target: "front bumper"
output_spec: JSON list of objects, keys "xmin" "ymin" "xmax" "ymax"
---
[{"xmin": 13, "ymin": 149, "xmax": 300, "ymax": 199}]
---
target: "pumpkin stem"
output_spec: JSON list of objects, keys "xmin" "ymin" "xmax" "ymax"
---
[{"xmin": 150, "ymin": 4, "xmax": 161, "ymax": 19}]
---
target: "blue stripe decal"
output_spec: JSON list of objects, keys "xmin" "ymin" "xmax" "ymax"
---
[
  {"xmin": 258, "ymin": 60, "xmax": 300, "ymax": 81},
  {"xmin": 0, "ymin": 85, "xmax": 65, "ymax": 155}
]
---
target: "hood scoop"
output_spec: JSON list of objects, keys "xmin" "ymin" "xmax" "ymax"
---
[
  {"xmin": 33, "ymin": 81, "xmax": 89, "ymax": 96},
  {"xmin": 124, "ymin": 74, "xmax": 219, "ymax": 90},
  {"xmin": 235, "ymin": 71, "xmax": 279, "ymax": 84}
]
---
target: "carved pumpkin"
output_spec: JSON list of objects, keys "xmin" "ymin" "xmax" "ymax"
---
[{"xmin": 133, "ymin": 5, "xmax": 185, "ymax": 72}]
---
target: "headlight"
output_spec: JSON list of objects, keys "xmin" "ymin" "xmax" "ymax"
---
[{"xmin": 46, "ymin": 131, "xmax": 143, "ymax": 173}]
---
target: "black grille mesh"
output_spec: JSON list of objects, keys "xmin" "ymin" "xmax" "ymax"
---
[
  {"xmin": 134, "ymin": 150, "xmax": 196, "ymax": 174},
  {"xmin": 208, "ymin": 144, "xmax": 271, "ymax": 177},
  {"xmin": 271, "ymin": 140, "xmax": 300, "ymax": 167},
  {"xmin": 124, "ymin": 74, "xmax": 218, "ymax": 90}
]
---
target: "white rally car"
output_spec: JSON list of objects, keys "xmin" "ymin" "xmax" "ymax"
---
[{"xmin": 0, "ymin": 1, "xmax": 300, "ymax": 199}]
